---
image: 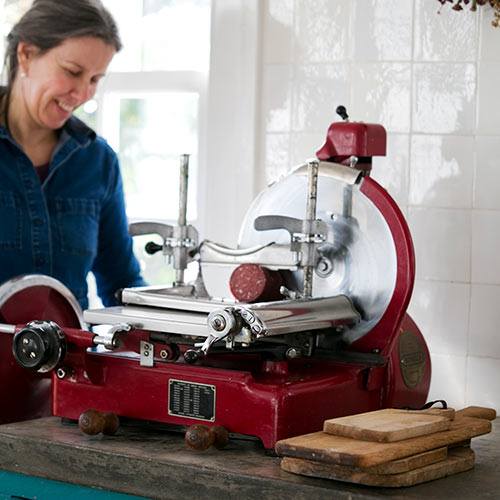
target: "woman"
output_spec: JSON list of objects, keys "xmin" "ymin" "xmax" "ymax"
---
[{"xmin": 0, "ymin": 0, "xmax": 145, "ymax": 309}]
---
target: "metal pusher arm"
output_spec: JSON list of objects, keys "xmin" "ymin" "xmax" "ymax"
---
[{"xmin": 128, "ymin": 155, "xmax": 198, "ymax": 286}]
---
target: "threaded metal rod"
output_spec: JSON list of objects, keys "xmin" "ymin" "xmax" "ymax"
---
[{"xmin": 303, "ymin": 160, "xmax": 319, "ymax": 298}]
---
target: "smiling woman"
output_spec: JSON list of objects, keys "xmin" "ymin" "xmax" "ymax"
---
[
  {"xmin": 0, "ymin": 0, "xmax": 146, "ymax": 309},
  {"xmin": 9, "ymin": 36, "xmax": 115, "ymax": 163}
]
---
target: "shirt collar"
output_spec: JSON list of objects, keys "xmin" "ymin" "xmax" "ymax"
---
[
  {"xmin": 63, "ymin": 115, "xmax": 96, "ymax": 146},
  {"xmin": 0, "ymin": 115, "xmax": 96, "ymax": 146}
]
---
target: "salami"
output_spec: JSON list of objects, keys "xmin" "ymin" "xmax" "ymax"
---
[{"xmin": 229, "ymin": 264, "xmax": 284, "ymax": 303}]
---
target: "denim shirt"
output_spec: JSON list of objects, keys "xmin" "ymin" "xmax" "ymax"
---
[{"xmin": 0, "ymin": 116, "xmax": 145, "ymax": 309}]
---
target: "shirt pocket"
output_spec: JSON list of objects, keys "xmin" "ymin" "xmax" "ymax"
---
[
  {"xmin": 0, "ymin": 191, "xmax": 22, "ymax": 250},
  {"xmin": 54, "ymin": 198, "xmax": 100, "ymax": 256}
]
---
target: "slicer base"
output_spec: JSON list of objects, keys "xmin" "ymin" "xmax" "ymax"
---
[{"xmin": 52, "ymin": 332, "xmax": 429, "ymax": 450}]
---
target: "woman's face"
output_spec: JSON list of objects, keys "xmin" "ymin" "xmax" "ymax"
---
[{"xmin": 17, "ymin": 36, "xmax": 115, "ymax": 130}]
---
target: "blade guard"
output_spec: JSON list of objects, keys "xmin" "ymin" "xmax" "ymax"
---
[{"xmin": 316, "ymin": 121, "xmax": 387, "ymax": 173}]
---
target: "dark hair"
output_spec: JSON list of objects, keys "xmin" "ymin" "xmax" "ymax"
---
[{"xmin": 5, "ymin": 0, "xmax": 121, "ymax": 88}]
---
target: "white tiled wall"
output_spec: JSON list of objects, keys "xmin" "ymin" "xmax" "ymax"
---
[{"xmin": 259, "ymin": 0, "xmax": 500, "ymax": 410}]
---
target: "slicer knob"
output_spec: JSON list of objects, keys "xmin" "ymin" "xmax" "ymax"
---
[
  {"xmin": 145, "ymin": 241, "xmax": 163, "ymax": 255},
  {"xmin": 78, "ymin": 409, "xmax": 120, "ymax": 436},
  {"xmin": 183, "ymin": 348, "xmax": 205, "ymax": 364},
  {"xmin": 185, "ymin": 424, "xmax": 229, "ymax": 451},
  {"xmin": 12, "ymin": 321, "xmax": 66, "ymax": 373},
  {"xmin": 336, "ymin": 105, "xmax": 349, "ymax": 121}
]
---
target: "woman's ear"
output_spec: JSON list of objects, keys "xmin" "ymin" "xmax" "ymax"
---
[{"xmin": 16, "ymin": 41, "xmax": 39, "ymax": 77}]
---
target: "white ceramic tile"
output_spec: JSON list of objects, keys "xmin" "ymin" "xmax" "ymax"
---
[
  {"xmin": 371, "ymin": 134, "xmax": 409, "ymax": 208},
  {"xmin": 476, "ymin": 62, "xmax": 500, "ymax": 133},
  {"xmin": 289, "ymin": 132, "xmax": 325, "ymax": 167},
  {"xmin": 294, "ymin": 0, "xmax": 351, "ymax": 63},
  {"xmin": 408, "ymin": 207, "xmax": 471, "ymax": 282},
  {"xmin": 409, "ymin": 135, "xmax": 474, "ymax": 208},
  {"xmin": 472, "ymin": 210, "xmax": 500, "ymax": 285},
  {"xmin": 466, "ymin": 357, "xmax": 500, "ymax": 409},
  {"xmin": 350, "ymin": 63, "xmax": 411, "ymax": 133},
  {"xmin": 414, "ymin": 0, "xmax": 478, "ymax": 61},
  {"xmin": 262, "ymin": 64, "xmax": 292, "ymax": 132},
  {"xmin": 400, "ymin": 205, "xmax": 409, "ymax": 221},
  {"xmin": 263, "ymin": 0, "xmax": 294, "ymax": 64},
  {"xmin": 469, "ymin": 284, "xmax": 500, "ymax": 358},
  {"xmin": 408, "ymin": 280, "xmax": 470, "ymax": 357},
  {"xmin": 479, "ymin": 6, "xmax": 500, "ymax": 61},
  {"xmin": 413, "ymin": 63, "xmax": 476, "ymax": 134},
  {"xmin": 291, "ymin": 64, "xmax": 350, "ymax": 132},
  {"xmin": 474, "ymin": 136, "xmax": 500, "ymax": 210},
  {"xmin": 427, "ymin": 353, "xmax": 466, "ymax": 410},
  {"xmin": 352, "ymin": 0, "xmax": 412, "ymax": 61},
  {"xmin": 263, "ymin": 133, "xmax": 290, "ymax": 185}
]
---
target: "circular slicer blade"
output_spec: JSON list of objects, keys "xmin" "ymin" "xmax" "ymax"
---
[{"xmin": 237, "ymin": 173, "xmax": 398, "ymax": 343}]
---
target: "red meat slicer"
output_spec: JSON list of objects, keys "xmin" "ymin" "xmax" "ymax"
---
[{"xmin": 0, "ymin": 108, "xmax": 430, "ymax": 450}]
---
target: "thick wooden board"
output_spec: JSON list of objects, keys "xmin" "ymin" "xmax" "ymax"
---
[
  {"xmin": 323, "ymin": 409, "xmax": 452, "ymax": 442},
  {"xmin": 275, "ymin": 416, "xmax": 491, "ymax": 468},
  {"xmin": 455, "ymin": 406, "xmax": 497, "ymax": 420},
  {"xmin": 368, "ymin": 447, "xmax": 448, "ymax": 474},
  {"xmin": 414, "ymin": 408, "xmax": 456, "ymax": 420},
  {"xmin": 280, "ymin": 447, "xmax": 474, "ymax": 487}
]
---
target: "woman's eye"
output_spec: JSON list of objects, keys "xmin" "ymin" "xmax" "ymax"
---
[{"xmin": 65, "ymin": 68, "xmax": 81, "ymax": 77}]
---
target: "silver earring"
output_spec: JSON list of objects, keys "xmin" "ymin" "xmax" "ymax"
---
[{"xmin": 20, "ymin": 71, "xmax": 26, "ymax": 78}]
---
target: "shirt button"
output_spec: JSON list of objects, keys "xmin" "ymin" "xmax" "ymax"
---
[
  {"xmin": 33, "ymin": 217, "xmax": 44, "ymax": 227},
  {"xmin": 36, "ymin": 256, "xmax": 46, "ymax": 266}
]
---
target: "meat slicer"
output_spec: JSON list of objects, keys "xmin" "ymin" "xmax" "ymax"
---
[{"xmin": 0, "ymin": 108, "xmax": 431, "ymax": 450}]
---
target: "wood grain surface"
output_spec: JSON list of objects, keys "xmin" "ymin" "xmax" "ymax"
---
[
  {"xmin": 455, "ymin": 406, "xmax": 497, "ymax": 420},
  {"xmin": 275, "ymin": 416, "xmax": 491, "ymax": 468},
  {"xmin": 323, "ymin": 409, "xmax": 452, "ymax": 442},
  {"xmin": 367, "ymin": 446, "xmax": 448, "ymax": 474},
  {"xmin": 280, "ymin": 447, "xmax": 474, "ymax": 487}
]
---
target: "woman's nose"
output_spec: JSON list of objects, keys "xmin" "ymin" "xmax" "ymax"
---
[{"xmin": 71, "ymin": 81, "xmax": 94, "ymax": 103}]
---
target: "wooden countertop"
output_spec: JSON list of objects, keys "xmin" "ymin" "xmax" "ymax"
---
[{"xmin": 0, "ymin": 416, "xmax": 498, "ymax": 499}]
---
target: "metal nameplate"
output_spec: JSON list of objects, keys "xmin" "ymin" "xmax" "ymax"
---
[
  {"xmin": 168, "ymin": 379, "xmax": 216, "ymax": 422},
  {"xmin": 399, "ymin": 330, "xmax": 426, "ymax": 389}
]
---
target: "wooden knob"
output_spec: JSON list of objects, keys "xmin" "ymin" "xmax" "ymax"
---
[
  {"xmin": 78, "ymin": 409, "xmax": 120, "ymax": 436},
  {"xmin": 211, "ymin": 425, "xmax": 229, "ymax": 450},
  {"xmin": 78, "ymin": 409, "xmax": 105, "ymax": 435},
  {"xmin": 185, "ymin": 424, "xmax": 214, "ymax": 450},
  {"xmin": 102, "ymin": 412, "xmax": 120, "ymax": 435},
  {"xmin": 185, "ymin": 424, "xmax": 229, "ymax": 451}
]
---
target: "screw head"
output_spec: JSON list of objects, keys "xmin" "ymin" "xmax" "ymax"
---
[{"xmin": 210, "ymin": 315, "xmax": 226, "ymax": 332}]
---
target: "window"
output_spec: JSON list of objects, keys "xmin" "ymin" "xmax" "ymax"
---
[{"xmin": 1, "ymin": 0, "xmax": 211, "ymax": 296}]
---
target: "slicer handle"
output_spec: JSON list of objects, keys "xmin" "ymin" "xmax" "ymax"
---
[
  {"xmin": 128, "ymin": 221, "xmax": 173, "ymax": 240},
  {"xmin": 254, "ymin": 215, "xmax": 302, "ymax": 235}
]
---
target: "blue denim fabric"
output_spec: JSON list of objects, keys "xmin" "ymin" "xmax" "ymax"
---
[{"xmin": 0, "ymin": 116, "xmax": 146, "ymax": 309}]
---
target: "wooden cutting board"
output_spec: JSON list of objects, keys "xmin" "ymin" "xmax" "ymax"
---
[
  {"xmin": 367, "ymin": 446, "xmax": 447, "ymax": 474},
  {"xmin": 280, "ymin": 447, "xmax": 474, "ymax": 487},
  {"xmin": 275, "ymin": 416, "xmax": 491, "ymax": 468},
  {"xmin": 323, "ymin": 408, "xmax": 453, "ymax": 442},
  {"xmin": 455, "ymin": 406, "xmax": 496, "ymax": 420}
]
